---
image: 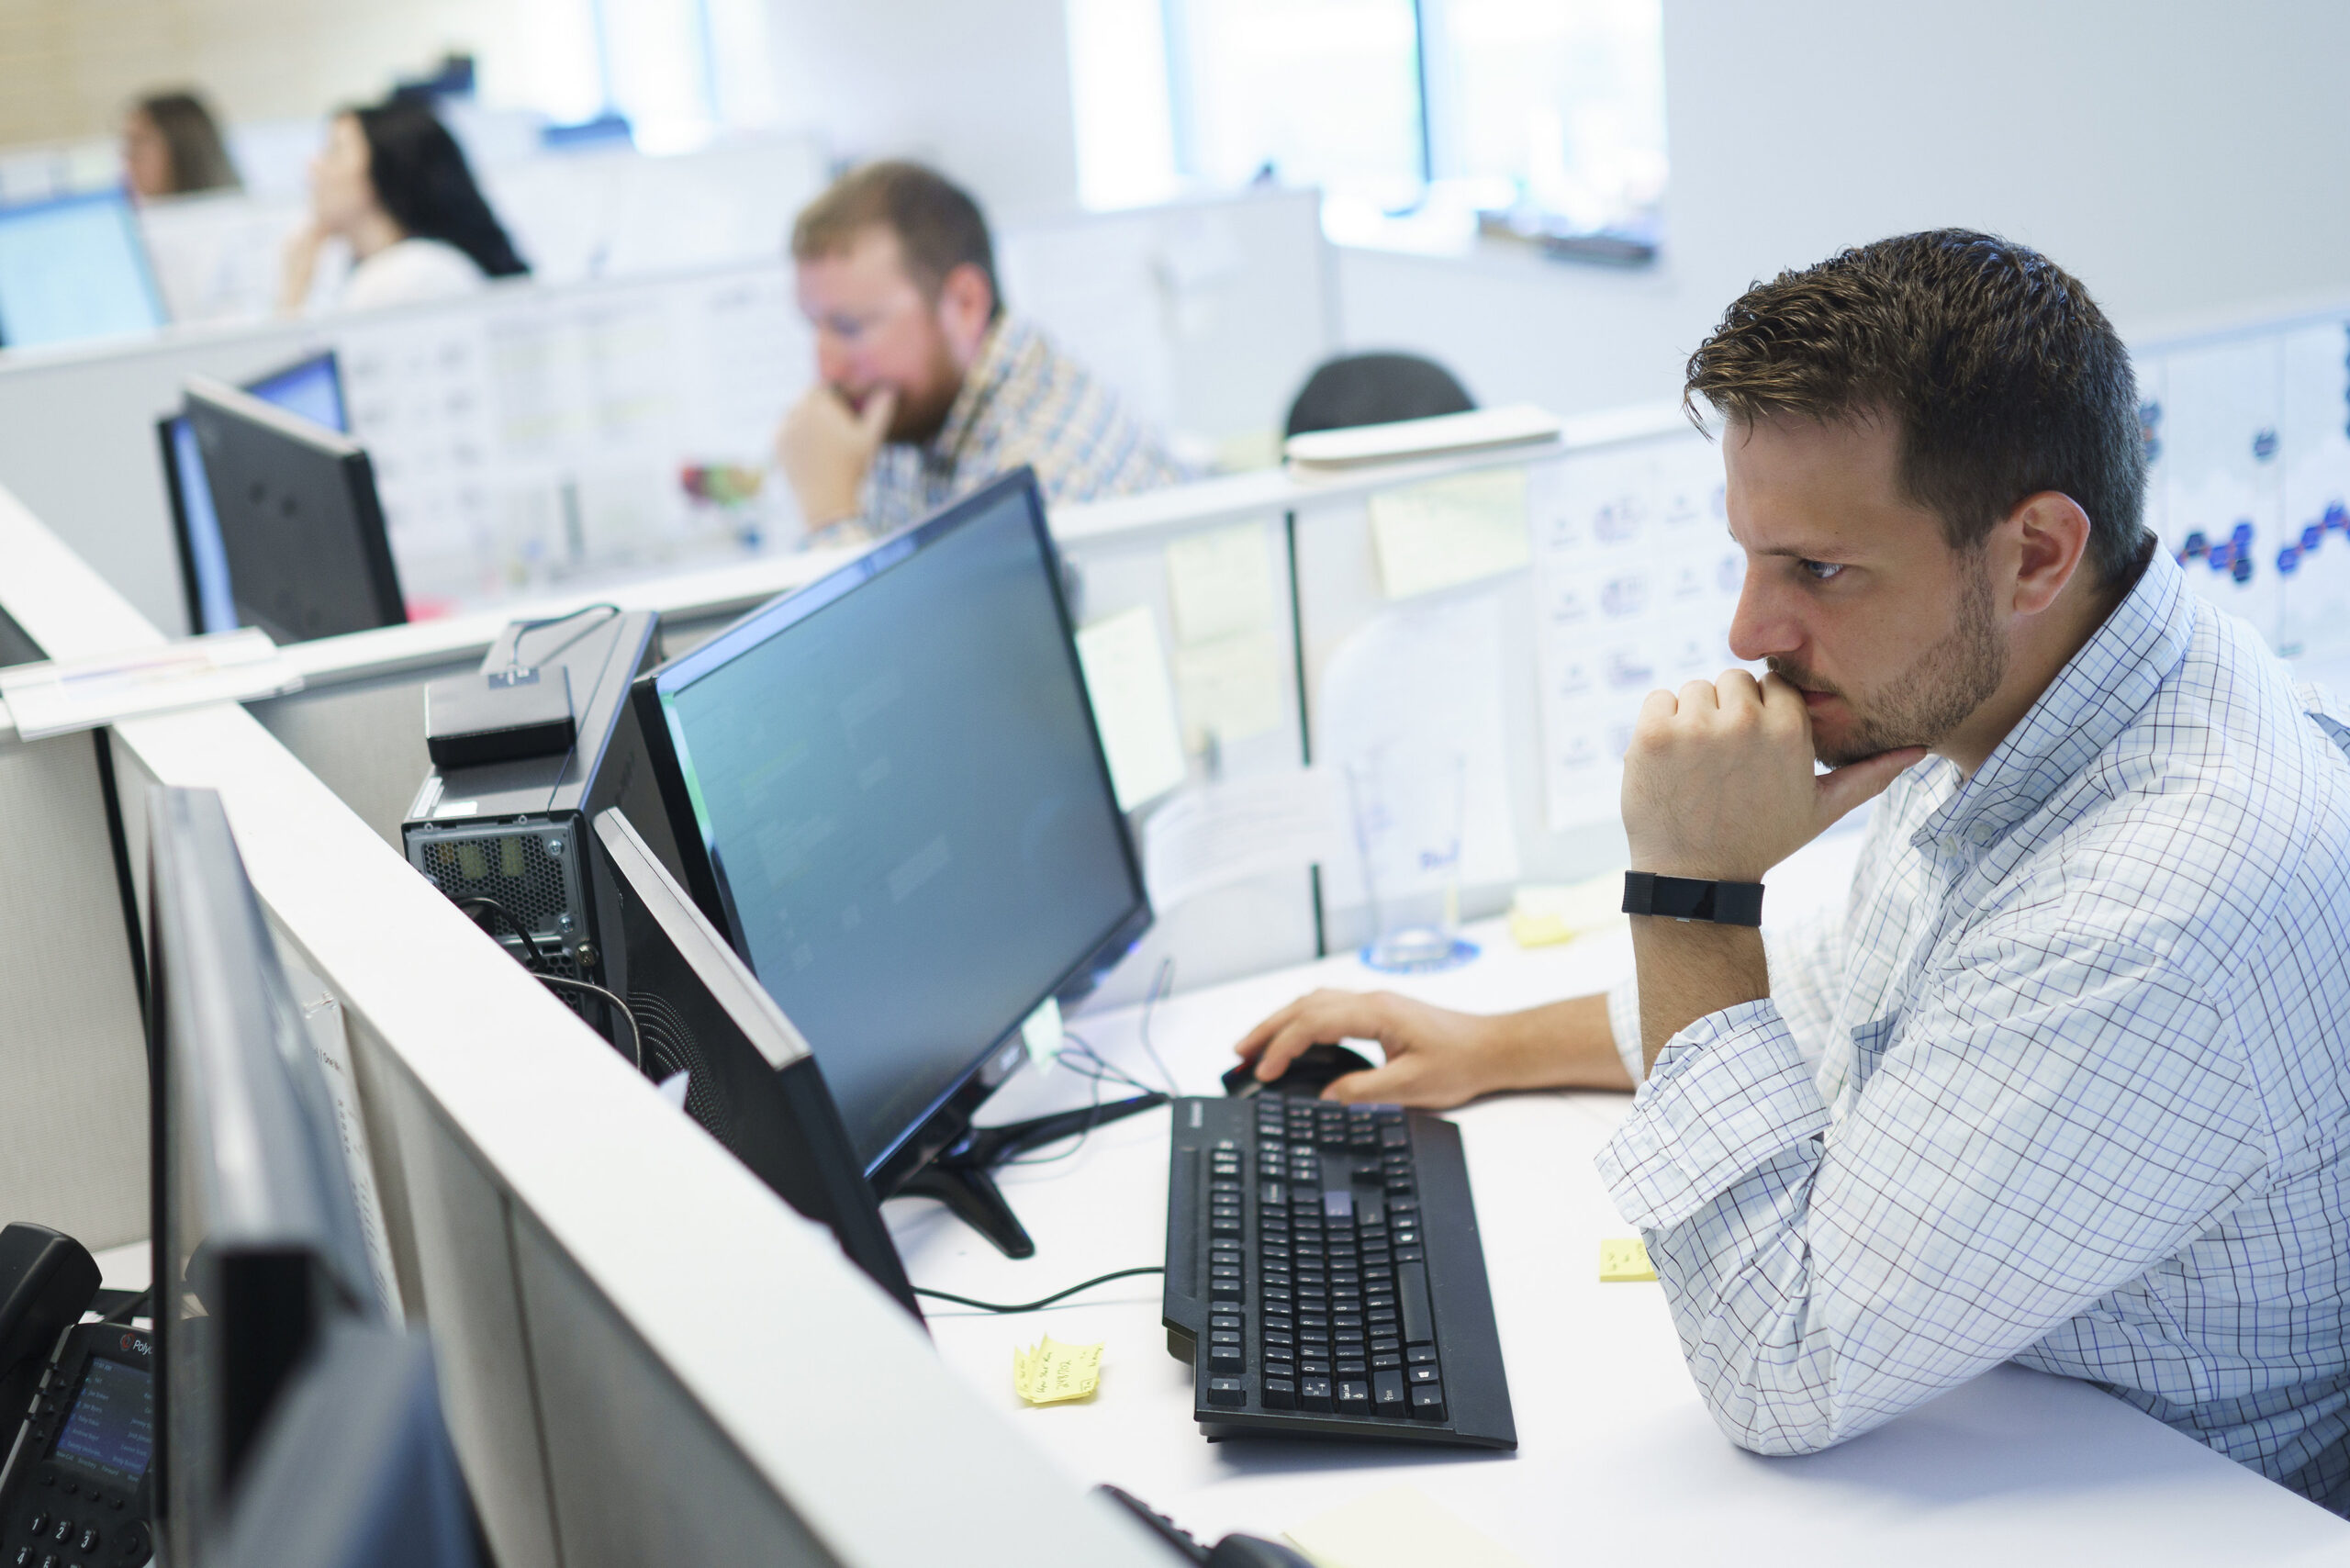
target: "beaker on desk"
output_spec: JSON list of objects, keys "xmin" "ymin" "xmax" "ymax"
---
[{"xmin": 1345, "ymin": 747, "xmax": 1478, "ymax": 974}]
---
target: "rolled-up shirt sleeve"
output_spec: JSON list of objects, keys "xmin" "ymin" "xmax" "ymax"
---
[
  {"xmin": 1594, "ymin": 921, "xmax": 2272, "ymax": 1458},
  {"xmin": 1604, "ymin": 903, "xmax": 1845, "ymax": 1089}
]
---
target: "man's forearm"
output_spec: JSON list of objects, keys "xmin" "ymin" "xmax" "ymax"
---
[
  {"xmin": 1629, "ymin": 921, "xmax": 1769, "ymax": 1072},
  {"xmin": 1490, "ymin": 993, "xmax": 1635, "ymax": 1092}
]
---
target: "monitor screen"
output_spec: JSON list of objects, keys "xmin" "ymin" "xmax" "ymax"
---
[
  {"xmin": 167, "ymin": 353, "xmax": 349, "ymax": 634},
  {"xmin": 0, "ymin": 189, "xmax": 163, "ymax": 349},
  {"xmin": 643, "ymin": 471, "xmax": 1147, "ymax": 1175}
]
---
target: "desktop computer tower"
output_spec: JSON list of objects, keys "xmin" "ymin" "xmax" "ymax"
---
[{"xmin": 402, "ymin": 609, "xmax": 680, "ymax": 995}]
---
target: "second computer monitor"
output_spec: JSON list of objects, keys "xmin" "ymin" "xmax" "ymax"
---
[
  {"xmin": 633, "ymin": 467, "xmax": 1150, "ymax": 1194},
  {"xmin": 183, "ymin": 375, "xmax": 405, "ymax": 644},
  {"xmin": 0, "ymin": 188, "xmax": 164, "ymax": 349},
  {"xmin": 162, "ymin": 351, "xmax": 349, "ymax": 634}
]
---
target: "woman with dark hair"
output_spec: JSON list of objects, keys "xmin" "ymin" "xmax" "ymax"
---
[
  {"xmin": 279, "ymin": 100, "xmax": 529, "ymax": 314},
  {"xmin": 123, "ymin": 90, "xmax": 241, "ymax": 199}
]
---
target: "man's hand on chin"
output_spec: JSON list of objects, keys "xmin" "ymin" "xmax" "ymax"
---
[
  {"xmin": 776, "ymin": 385, "xmax": 898, "ymax": 529},
  {"xmin": 1619, "ymin": 669, "xmax": 1923, "ymax": 1068}
]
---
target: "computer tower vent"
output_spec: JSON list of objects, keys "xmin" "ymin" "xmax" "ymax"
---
[{"xmin": 413, "ymin": 830, "xmax": 574, "ymax": 934}]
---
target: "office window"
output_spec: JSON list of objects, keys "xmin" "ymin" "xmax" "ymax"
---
[
  {"xmin": 506, "ymin": 0, "xmax": 778, "ymax": 150},
  {"xmin": 1068, "ymin": 0, "xmax": 1666, "ymax": 245}
]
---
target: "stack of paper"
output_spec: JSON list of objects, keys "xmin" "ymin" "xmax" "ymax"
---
[
  {"xmin": 1012, "ymin": 1336, "xmax": 1103, "ymax": 1405},
  {"xmin": 1284, "ymin": 404, "xmax": 1562, "ymax": 472},
  {"xmin": 0, "ymin": 628, "xmax": 301, "ymax": 741}
]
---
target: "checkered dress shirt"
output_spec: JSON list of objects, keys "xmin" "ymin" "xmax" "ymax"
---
[
  {"xmin": 831, "ymin": 315, "xmax": 1187, "ymax": 543},
  {"xmin": 1595, "ymin": 545, "xmax": 2350, "ymax": 1508}
]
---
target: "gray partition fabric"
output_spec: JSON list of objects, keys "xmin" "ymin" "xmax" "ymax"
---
[
  {"xmin": 511, "ymin": 1206, "xmax": 838, "ymax": 1568},
  {"xmin": 0, "ymin": 733, "xmax": 147, "ymax": 1249}
]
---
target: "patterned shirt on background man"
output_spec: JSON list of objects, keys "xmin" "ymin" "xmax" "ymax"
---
[
  {"xmin": 1597, "ymin": 545, "xmax": 2350, "ymax": 1509},
  {"xmin": 825, "ymin": 315, "xmax": 1186, "ymax": 543}
]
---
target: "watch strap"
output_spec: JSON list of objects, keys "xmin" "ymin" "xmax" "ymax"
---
[{"xmin": 1620, "ymin": 871, "xmax": 1764, "ymax": 926}]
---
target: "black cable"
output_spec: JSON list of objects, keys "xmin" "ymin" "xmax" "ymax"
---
[
  {"xmin": 912, "ymin": 1265, "xmax": 1166, "ymax": 1315},
  {"xmin": 1137, "ymin": 956, "xmax": 1181, "ymax": 1095},
  {"xmin": 509, "ymin": 602, "xmax": 621, "ymax": 669},
  {"xmin": 535, "ymin": 974, "xmax": 643, "ymax": 1072},
  {"xmin": 453, "ymin": 897, "xmax": 552, "ymax": 972}
]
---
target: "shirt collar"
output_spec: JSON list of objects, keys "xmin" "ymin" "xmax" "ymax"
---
[
  {"xmin": 1912, "ymin": 542, "xmax": 2192, "ymax": 854},
  {"xmin": 919, "ymin": 315, "xmax": 1032, "ymax": 473}
]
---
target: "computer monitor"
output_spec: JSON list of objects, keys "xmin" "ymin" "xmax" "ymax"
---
[
  {"xmin": 593, "ymin": 806, "xmax": 922, "ymax": 1319},
  {"xmin": 162, "ymin": 352, "xmax": 350, "ymax": 635},
  {"xmin": 146, "ymin": 785, "xmax": 478, "ymax": 1568},
  {"xmin": 632, "ymin": 467, "xmax": 1155, "ymax": 1257},
  {"xmin": 182, "ymin": 376, "xmax": 406, "ymax": 644},
  {"xmin": 0, "ymin": 189, "xmax": 164, "ymax": 350}
]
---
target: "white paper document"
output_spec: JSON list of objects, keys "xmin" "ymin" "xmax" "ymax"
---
[
  {"xmin": 0, "ymin": 627, "xmax": 301, "ymax": 740},
  {"xmin": 1530, "ymin": 435, "xmax": 1751, "ymax": 833},
  {"xmin": 1073, "ymin": 604, "xmax": 1188, "ymax": 811},
  {"xmin": 1143, "ymin": 767, "xmax": 1344, "ymax": 913}
]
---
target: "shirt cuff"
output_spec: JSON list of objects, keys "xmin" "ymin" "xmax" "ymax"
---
[
  {"xmin": 1606, "ymin": 976, "xmax": 1645, "ymax": 1088},
  {"xmin": 1594, "ymin": 999, "xmax": 1830, "ymax": 1231}
]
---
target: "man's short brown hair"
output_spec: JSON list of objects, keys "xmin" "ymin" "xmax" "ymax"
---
[
  {"xmin": 790, "ymin": 160, "xmax": 1002, "ymax": 319},
  {"xmin": 1684, "ymin": 230, "xmax": 2150, "ymax": 586}
]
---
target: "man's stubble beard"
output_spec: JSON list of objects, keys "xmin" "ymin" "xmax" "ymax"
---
[{"xmin": 1769, "ymin": 553, "xmax": 2005, "ymax": 768}]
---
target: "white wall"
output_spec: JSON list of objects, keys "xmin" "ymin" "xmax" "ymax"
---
[
  {"xmin": 1339, "ymin": 0, "xmax": 2350, "ymax": 416},
  {"xmin": 759, "ymin": 0, "xmax": 1080, "ymax": 221}
]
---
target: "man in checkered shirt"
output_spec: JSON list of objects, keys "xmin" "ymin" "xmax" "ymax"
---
[
  {"xmin": 774, "ymin": 162, "xmax": 1185, "ymax": 544},
  {"xmin": 1236, "ymin": 230, "xmax": 2350, "ymax": 1507}
]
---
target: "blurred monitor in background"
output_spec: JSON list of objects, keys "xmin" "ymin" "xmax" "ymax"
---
[
  {"xmin": 280, "ymin": 99, "xmax": 530, "ymax": 316},
  {"xmin": 124, "ymin": 90, "xmax": 243, "ymax": 200},
  {"xmin": 777, "ymin": 160, "xmax": 1188, "ymax": 546}
]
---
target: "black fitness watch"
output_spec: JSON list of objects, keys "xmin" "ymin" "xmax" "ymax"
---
[{"xmin": 1620, "ymin": 871, "xmax": 1764, "ymax": 926}]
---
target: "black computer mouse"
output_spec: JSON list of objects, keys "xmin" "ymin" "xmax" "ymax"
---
[{"xmin": 1221, "ymin": 1040, "xmax": 1377, "ymax": 1099}]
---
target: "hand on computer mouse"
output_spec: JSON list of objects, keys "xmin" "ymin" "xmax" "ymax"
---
[{"xmin": 1233, "ymin": 989, "xmax": 1534, "ymax": 1109}]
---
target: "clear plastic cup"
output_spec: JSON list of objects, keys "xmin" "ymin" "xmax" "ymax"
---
[{"xmin": 1345, "ymin": 748, "xmax": 1477, "ymax": 973}]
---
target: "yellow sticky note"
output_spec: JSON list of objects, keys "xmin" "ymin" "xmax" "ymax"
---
[
  {"xmin": 1074, "ymin": 605, "xmax": 1188, "ymax": 811},
  {"xmin": 1368, "ymin": 466, "xmax": 1532, "ymax": 600},
  {"xmin": 1013, "ymin": 1336, "xmax": 1103, "ymax": 1405},
  {"xmin": 1174, "ymin": 630, "xmax": 1286, "ymax": 750},
  {"xmin": 1165, "ymin": 522, "xmax": 1278, "ymax": 644},
  {"xmin": 1600, "ymin": 1238, "xmax": 1658, "ymax": 1282},
  {"xmin": 1283, "ymin": 1484, "xmax": 1531, "ymax": 1568},
  {"xmin": 1507, "ymin": 871, "xmax": 1628, "ymax": 948}
]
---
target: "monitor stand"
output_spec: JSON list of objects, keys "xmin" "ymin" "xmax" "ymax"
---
[{"xmin": 899, "ymin": 1092, "xmax": 1167, "ymax": 1259}]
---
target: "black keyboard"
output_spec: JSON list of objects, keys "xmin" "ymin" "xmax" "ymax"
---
[{"xmin": 1161, "ymin": 1092, "xmax": 1516, "ymax": 1448}]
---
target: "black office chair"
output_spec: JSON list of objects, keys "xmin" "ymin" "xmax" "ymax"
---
[{"xmin": 1282, "ymin": 352, "xmax": 1475, "ymax": 438}]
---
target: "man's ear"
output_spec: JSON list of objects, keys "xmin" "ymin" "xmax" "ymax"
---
[
  {"xmin": 2003, "ymin": 490, "xmax": 2093, "ymax": 615},
  {"xmin": 934, "ymin": 263, "xmax": 996, "ymax": 367}
]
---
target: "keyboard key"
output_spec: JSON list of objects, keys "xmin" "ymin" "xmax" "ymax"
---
[
  {"xmin": 1260, "ymin": 1181, "xmax": 1285, "ymax": 1205},
  {"xmin": 1208, "ymin": 1377, "xmax": 1248, "ymax": 1407},
  {"xmin": 1382, "ymin": 1126, "xmax": 1408, "ymax": 1148},
  {"xmin": 1370, "ymin": 1337, "xmax": 1400, "ymax": 1356},
  {"xmin": 1263, "ymin": 1377, "xmax": 1297, "ymax": 1410},
  {"xmin": 1374, "ymin": 1369, "xmax": 1408, "ymax": 1415},
  {"xmin": 1408, "ymin": 1363, "xmax": 1438, "ymax": 1384},
  {"xmin": 1371, "ymin": 1352, "xmax": 1403, "ymax": 1371},
  {"xmin": 1301, "ymin": 1377, "xmax": 1334, "ymax": 1412},
  {"xmin": 1410, "ymin": 1383, "xmax": 1447, "ymax": 1422},
  {"xmin": 1211, "ymin": 1281, "xmax": 1242, "ymax": 1300},
  {"xmin": 1337, "ymin": 1361, "xmax": 1367, "ymax": 1379},
  {"xmin": 1398, "ymin": 1260, "xmax": 1435, "ymax": 1344},
  {"xmin": 1211, "ymin": 1346, "xmax": 1245, "ymax": 1372},
  {"xmin": 1300, "ymin": 1359, "xmax": 1332, "ymax": 1377},
  {"xmin": 1406, "ymin": 1345, "xmax": 1437, "ymax": 1364},
  {"xmin": 1394, "ymin": 1247, "xmax": 1426, "ymax": 1263},
  {"xmin": 1322, "ymin": 1189, "xmax": 1354, "ymax": 1221},
  {"xmin": 1337, "ymin": 1381, "xmax": 1371, "ymax": 1415},
  {"xmin": 1211, "ymin": 1314, "xmax": 1242, "ymax": 1332}
]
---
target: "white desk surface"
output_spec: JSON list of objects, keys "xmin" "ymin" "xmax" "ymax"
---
[{"xmin": 884, "ymin": 832, "xmax": 2350, "ymax": 1564}]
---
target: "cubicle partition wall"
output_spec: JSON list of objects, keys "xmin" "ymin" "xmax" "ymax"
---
[
  {"xmin": 0, "ymin": 185, "xmax": 1334, "ymax": 639},
  {"xmin": 0, "ymin": 487, "xmax": 1177, "ymax": 1568}
]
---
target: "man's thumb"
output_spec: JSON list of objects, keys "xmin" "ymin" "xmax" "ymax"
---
[{"xmin": 1816, "ymin": 746, "xmax": 1926, "ymax": 824}]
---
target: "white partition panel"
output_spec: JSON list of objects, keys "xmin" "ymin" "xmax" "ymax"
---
[{"xmin": 0, "ymin": 484, "xmax": 1189, "ymax": 1568}]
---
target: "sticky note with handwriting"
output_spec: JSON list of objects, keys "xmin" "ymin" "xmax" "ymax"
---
[
  {"xmin": 1368, "ymin": 465, "xmax": 1532, "ymax": 600},
  {"xmin": 1013, "ymin": 1336, "xmax": 1103, "ymax": 1405},
  {"xmin": 1600, "ymin": 1238, "xmax": 1658, "ymax": 1282}
]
